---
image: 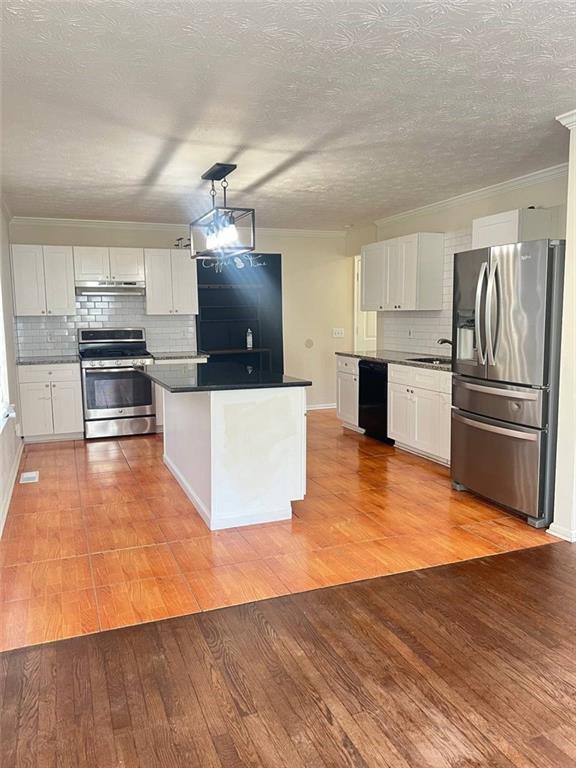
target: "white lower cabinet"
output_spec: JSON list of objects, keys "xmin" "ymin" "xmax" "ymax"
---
[
  {"xmin": 336, "ymin": 371, "xmax": 359, "ymax": 428},
  {"xmin": 388, "ymin": 365, "xmax": 452, "ymax": 464},
  {"xmin": 51, "ymin": 381, "xmax": 84, "ymax": 434},
  {"xmin": 387, "ymin": 383, "xmax": 414, "ymax": 445},
  {"xmin": 18, "ymin": 364, "xmax": 84, "ymax": 439},
  {"xmin": 19, "ymin": 383, "xmax": 54, "ymax": 437}
]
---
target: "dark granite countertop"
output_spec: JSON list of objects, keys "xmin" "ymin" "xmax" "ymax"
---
[
  {"xmin": 142, "ymin": 362, "xmax": 312, "ymax": 393},
  {"xmin": 151, "ymin": 352, "xmax": 209, "ymax": 361},
  {"xmin": 17, "ymin": 355, "xmax": 80, "ymax": 366},
  {"xmin": 336, "ymin": 350, "xmax": 452, "ymax": 372}
]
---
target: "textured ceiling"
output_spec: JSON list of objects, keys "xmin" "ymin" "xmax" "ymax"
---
[{"xmin": 1, "ymin": 0, "xmax": 575, "ymax": 228}]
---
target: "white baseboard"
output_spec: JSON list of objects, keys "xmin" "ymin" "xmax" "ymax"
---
[
  {"xmin": 547, "ymin": 522, "xmax": 576, "ymax": 543},
  {"xmin": 24, "ymin": 432, "xmax": 83, "ymax": 444},
  {"xmin": 0, "ymin": 438, "xmax": 24, "ymax": 537},
  {"xmin": 307, "ymin": 403, "xmax": 336, "ymax": 411},
  {"xmin": 394, "ymin": 442, "xmax": 450, "ymax": 467}
]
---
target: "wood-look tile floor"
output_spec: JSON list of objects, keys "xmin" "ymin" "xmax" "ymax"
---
[{"xmin": 0, "ymin": 409, "xmax": 558, "ymax": 651}]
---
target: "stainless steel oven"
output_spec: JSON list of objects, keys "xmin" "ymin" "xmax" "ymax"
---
[
  {"xmin": 79, "ymin": 329, "xmax": 156, "ymax": 438},
  {"xmin": 82, "ymin": 365, "xmax": 155, "ymax": 420}
]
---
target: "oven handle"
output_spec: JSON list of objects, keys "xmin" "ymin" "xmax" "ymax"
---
[{"xmin": 83, "ymin": 367, "xmax": 143, "ymax": 373}]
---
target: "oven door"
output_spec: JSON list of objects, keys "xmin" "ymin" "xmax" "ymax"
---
[{"xmin": 82, "ymin": 367, "xmax": 155, "ymax": 419}]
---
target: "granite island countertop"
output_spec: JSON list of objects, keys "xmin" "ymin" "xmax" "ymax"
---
[
  {"xmin": 151, "ymin": 352, "xmax": 209, "ymax": 361},
  {"xmin": 142, "ymin": 362, "xmax": 312, "ymax": 393},
  {"xmin": 336, "ymin": 349, "xmax": 452, "ymax": 372},
  {"xmin": 16, "ymin": 355, "xmax": 80, "ymax": 366}
]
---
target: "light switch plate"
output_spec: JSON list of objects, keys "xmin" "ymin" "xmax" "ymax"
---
[{"xmin": 332, "ymin": 328, "xmax": 345, "ymax": 338}]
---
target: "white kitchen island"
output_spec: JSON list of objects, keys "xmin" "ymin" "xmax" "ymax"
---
[{"xmin": 142, "ymin": 362, "xmax": 312, "ymax": 530}]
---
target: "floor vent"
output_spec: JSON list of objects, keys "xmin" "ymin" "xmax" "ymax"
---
[{"xmin": 19, "ymin": 471, "xmax": 39, "ymax": 484}]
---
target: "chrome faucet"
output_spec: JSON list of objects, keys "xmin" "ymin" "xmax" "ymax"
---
[{"xmin": 437, "ymin": 338, "xmax": 453, "ymax": 346}]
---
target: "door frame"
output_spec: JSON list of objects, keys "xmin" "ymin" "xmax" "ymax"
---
[{"xmin": 353, "ymin": 255, "xmax": 377, "ymax": 352}]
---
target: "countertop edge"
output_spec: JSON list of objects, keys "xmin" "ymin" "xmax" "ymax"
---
[{"xmin": 335, "ymin": 350, "xmax": 452, "ymax": 372}]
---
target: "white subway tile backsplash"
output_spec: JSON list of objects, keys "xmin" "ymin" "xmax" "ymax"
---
[
  {"xmin": 377, "ymin": 228, "xmax": 471, "ymax": 354},
  {"xmin": 15, "ymin": 294, "xmax": 197, "ymax": 357}
]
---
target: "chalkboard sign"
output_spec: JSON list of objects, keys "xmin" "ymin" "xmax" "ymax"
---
[{"xmin": 196, "ymin": 253, "xmax": 283, "ymax": 374}]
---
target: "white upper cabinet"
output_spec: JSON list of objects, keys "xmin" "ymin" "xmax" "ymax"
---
[
  {"xmin": 144, "ymin": 249, "xmax": 198, "ymax": 315},
  {"xmin": 109, "ymin": 247, "xmax": 144, "ymax": 281},
  {"xmin": 43, "ymin": 246, "xmax": 76, "ymax": 315},
  {"xmin": 361, "ymin": 233, "xmax": 444, "ymax": 312},
  {"xmin": 471, "ymin": 208, "xmax": 553, "ymax": 249},
  {"xmin": 360, "ymin": 241, "xmax": 386, "ymax": 311},
  {"xmin": 11, "ymin": 245, "xmax": 46, "ymax": 316},
  {"xmin": 171, "ymin": 249, "xmax": 198, "ymax": 314},
  {"xmin": 11, "ymin": 244, "xmax": 75, "ymax": 316},
  {"xmin": 73, "ymin": 246, "xmax": 110, "ymax": 281},
  {"xmin": 144, "ymin": 249, "xmax": 173, "ymax": 314}
]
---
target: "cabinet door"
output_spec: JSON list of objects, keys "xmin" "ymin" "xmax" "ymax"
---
[
  {"xmin": 144, "ymin": 249, "xmax": 173, "ymax": 314},
  {"xmin": 109, "ymin": 248, "xmax": 145, "ymax": 281},
  {"xmin": 412, "ymin": 387, "xmax": 440, "ymax": 456},
  {"xmin": 437, "ymin": 392, "xmax": 452, "ymax": 462},
  {"xmin": 51, "ymin": 380, "xmax": 84, "ymax": 434},
  {"xmin": 336, "ymin": 372, "xmax": 358, "ymax": 426},
  {"xmin": 43, "ymin": 246, "xmax": 76, "ymax": 315},
  {"xmin": 387, "ymin": 383, "xmax": 414, "ymax": 444},
  {"xmin": 395, "ymin": 235, "xmax": 418, "ymax": 310},
  {"xmin": 171, "ymin": 250, "xmax": 198, "ymax": 314},
  {"xmin": 360, "ymin": 242, "xmax": 386, "ymax": 311},
  {"xmin": 19, "ymin": 382, "xmax": 53, "ymax": 436},
  {"xmin": 11, "ymin": 245, "xmax": 46, "ymax": 316},
  {"xmin": 73, "ymin": 246, "xmax": 110, "ymax": 281},
  {"xmin": 472, "ymin": 210, "xmax": 519, "ymax": 249}
]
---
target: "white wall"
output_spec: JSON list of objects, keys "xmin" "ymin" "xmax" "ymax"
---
[
  {"xmin": 0, "ymin": 203, "xmax": 23, "ymax": 534},
  {"xmin": 9, "ymin": 219, "xmax": 350, "ymax": 408}
]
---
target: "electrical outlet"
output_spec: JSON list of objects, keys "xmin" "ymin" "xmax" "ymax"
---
[{"xmin": 332, "ymin": 328, "xmax": 345, "ymax": 338}]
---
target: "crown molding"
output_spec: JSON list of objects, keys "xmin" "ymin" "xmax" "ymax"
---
[
  {"xmin": 556, "ymin": 109, "xmax": 576, "ymax": 131},
  {"xmin": 8, "ymin": 217, "xmax": 346, "ymax": 239},
  {"xmin": 374, "ymin": 163, "xmax": 569, "ymax": 227},
  {"xmin": 8, "ymin": 217, "xmax": 185, "ymax": 231}
]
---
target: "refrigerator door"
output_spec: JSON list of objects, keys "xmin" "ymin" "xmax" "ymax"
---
[
  {"xmin": 486, "ymin": 240, "xmax": 551, "ymax": 387},
  {"xmin": 451, "ymin": 410, "xmax": 543, "ymax": 519},
  {"xmin": 452, "ymin": 248, "xmax": 490, "ymax": 378}
]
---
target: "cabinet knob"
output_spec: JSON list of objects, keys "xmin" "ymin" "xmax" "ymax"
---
[
  {"xmin": 169, "ymin": 309, "xmax": 173, "ymax": 314},
  {"xmin": 175, "ymin": 309, "xmax": 179, "ymax": 313},
  {"xmin": 41, "ymin": 310, "xmax": 46, "ymax": 314},
  {"xmin": 45, "ymin": 384, "xmax": 49, "ymax": 388}
]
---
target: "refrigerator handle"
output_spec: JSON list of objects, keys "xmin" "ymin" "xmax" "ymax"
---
[
  {"xmin": 475, "ymin": 262, "xmax": 488, "ymax": 365},
  {"xmin": 486, "ymin": 260, "xmax": 499, "ymax": 366}
]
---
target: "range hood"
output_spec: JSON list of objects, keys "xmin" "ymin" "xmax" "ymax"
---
[{"xmin": 75, "ymin": 281, "xmax": 146, "ymax": 296}]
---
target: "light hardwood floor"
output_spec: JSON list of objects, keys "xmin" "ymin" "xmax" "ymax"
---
[{"xmin": 0, "ymin": 409, "xmax": 557, "ymax": 650}]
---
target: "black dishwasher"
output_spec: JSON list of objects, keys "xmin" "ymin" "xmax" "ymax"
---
[{"xmin": 358, "ymin": 360, "xmax": 394, "ymax": 443}]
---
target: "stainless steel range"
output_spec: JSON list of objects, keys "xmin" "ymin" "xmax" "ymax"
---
[{"xmin": 79, "ymin": 329, "xmax": 156, "ymax": 438}]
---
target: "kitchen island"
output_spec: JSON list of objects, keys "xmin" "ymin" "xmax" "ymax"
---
[{"xmin": 142, "ymin": 362, "xmax": 312, "ymax": 530}]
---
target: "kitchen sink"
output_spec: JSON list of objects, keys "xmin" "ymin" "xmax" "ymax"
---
[{"xmin": 408, "ymin": 357, "xmax": 451, "ymax": 365}]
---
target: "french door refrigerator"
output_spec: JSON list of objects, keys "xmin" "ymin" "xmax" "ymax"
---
[{"xmin": 451, "ymin": 239, "xmax": 564, "ymax": 527}]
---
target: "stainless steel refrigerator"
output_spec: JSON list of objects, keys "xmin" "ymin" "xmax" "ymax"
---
[{"xmin": 451, "ymin": 239, "xmax": 565, "ymax": 527}]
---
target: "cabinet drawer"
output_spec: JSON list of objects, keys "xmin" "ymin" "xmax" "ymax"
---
[
  {"xmin": 336, "ymin": 356, "xmax": 359, "ymax": 374},
  {"xmin": 388, "ymin": 364, "xmax": 451, "ymax": 393},
  {"xmin": 412, "ymin": 367, "xmax": 452, "ymax": 394},
  {"xmin": 18, "ymin": 363, "xmax": 80, "ymax": 384}
]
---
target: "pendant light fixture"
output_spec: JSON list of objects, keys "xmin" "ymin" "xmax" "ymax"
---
[{"xmin": 189, "ymin": 163, "xmax": 255, "ymax": 259}]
